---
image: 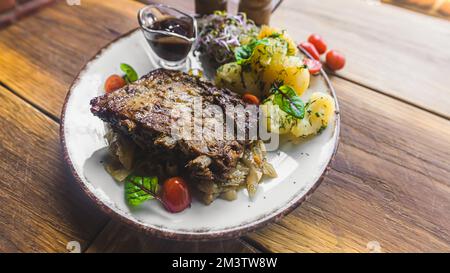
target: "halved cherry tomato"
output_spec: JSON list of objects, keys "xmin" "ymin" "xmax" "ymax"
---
[
  {"xmin": 104, "ymin": 74, "xmax": 126, "ymax": 93},
  {"xmin": 161, "ymin": 177, "xmax": 191, "ymax": 213},
  {"xmin": 299, "ymin": 42, "xmax": 320, "ymax": 60},
  {"xmin": 304, "ymin": 58, "xmax": 322, "ymax": 75},
  {"xmin": 308, "ymin": 34, "xmax": 327, "ymax": 55},
  {"xmin": 326, "ymin": 50, "xmax": 346, "ymax": 71},
  {"xmin": 242, "ymin": 93, "xmax": 260, "ymax": 105}
]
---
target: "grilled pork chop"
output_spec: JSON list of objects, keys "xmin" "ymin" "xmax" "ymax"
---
[{"xmin": 91, "ymin": 68, "xmax": 268, "ymax": 203}]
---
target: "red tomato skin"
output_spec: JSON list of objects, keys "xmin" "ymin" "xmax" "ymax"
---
[
  {"xmin": 308, "ymin": 34, "xmax": 327, "ymax": 55},
  {"xmin": 299, "ymin": 42, "xmax": 320, "ymax": 60},
  {"xmin": 104, "ymin": 74, "xmax": 126, "ymax": 93},
  {"xmin": 161, "ymin": 177, "xmax": 191, "ymax": 213},
  {"xmin": 326, "ymin": 50, "xmax": 346, "ymax": 71},
  {"xmin": 242, "ymin": 93, "xmax": 260, "ymax": 105},
  {"xmin": 304, "ymin": 58, "xmax": 322, "ymax": 75}
]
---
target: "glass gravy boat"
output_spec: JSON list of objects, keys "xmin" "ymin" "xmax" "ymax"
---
[{"xmin": 138, "ymin": 4, "xmax": 197, "ymax": 70}]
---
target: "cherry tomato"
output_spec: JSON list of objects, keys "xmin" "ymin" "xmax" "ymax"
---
[
  {"xmin": 299, "ymin": 42, "xmax": 320, "ymax": 60},
  {"xmin": 326, "ymin": 50, "xmax": 346, "ymax": 71},
  {"xmin": 161, "ymin": 177, "xmax": 191, "ymax": 213},
  {"xmin": 242, "ymin": 93, "xmax": 260, "ymax": 105},
  {"xmin": 104, "ymin": 74, "xmax": 126, "ymax": 93},
  {"xmin": 304, "ymin": 58, "xmax": 322, "ymax": 75},
  {"xmin": 308, "ymin": 34, "xmax": 327, "ymax": 55}
]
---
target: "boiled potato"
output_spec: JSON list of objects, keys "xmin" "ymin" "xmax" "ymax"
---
[
  {"xmin": 261, "ymin": 97, "xmax": 295, "ymax": 135},
  {"xmin": 216, "ymin": 27, "xmax": 309, "ymax": 98},
  {"xmin": 258, "ymin": 25, "xmax": 298, "ymax": 56},
  {"xmin": 216, "ymin": 62, "xmax": 245, "ymax": 94},
  {"xmin": 251, "ymin": 42, "xmax": 274, "ymax": 68},
  {"xmin": 262, "ymin": 56, "xmax": 310, "ymax": 96},
  {"xmin": 279, "ymin": 57, "xmax": 310, "ymax": 96},
  {"xmin": 242, "ymin": 69, "xmax": 261, "ymax": 96},
  {"xmin": 216, "ymin": 62, "xmax": 261, "ymax": 96},
  {"xmin": 261, "ymin": 59, "xmax": 283, "ymax": 91},
  {"xmin": 290, "ymin": 92, "xmax": 335, "ymax": 137},
  {"xmin": 253, "ymin": 38, "xmax": 287, "ymax": 69}
]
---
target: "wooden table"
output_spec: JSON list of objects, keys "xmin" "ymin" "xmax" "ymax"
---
[{"xmin": 0, "ymin": 0, "xmax": 449, "ymax": 253}]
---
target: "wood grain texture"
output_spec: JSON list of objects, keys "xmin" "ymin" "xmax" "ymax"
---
[
  {"xmin": 86, "ymin": 220, "xmax": 258, "ymax": 253},
  {"xmin": 382, "ymin": 0, "xmax": 450, "ymax": 20},
  {"xmin": 246, "ymin": 76, "xmax": 450, "ymax": 252},
  {"xmin": 271, "ymin": 0, "xmax": 450, "ymax": 118},
  {"xmin": 0, "ymin": 86, "xmax": 108, "ymax": 252},
  {"xmin": 2, "ymin": 0, "xmax": 449, "ymax": 119},
  {"xmin": 145, "ymin": 0, "xmax": 194, "ymax": 12},
  {"xmin": 0, "ymin": 0, "xmax": 143, "ymax": 118},
  {"xmin": 0, "ymin": 0, "xmax": 449, "ymax": 253},
  {"xmin": 0, "ymin": 0, "xmax": 267, "ymax": 253}
]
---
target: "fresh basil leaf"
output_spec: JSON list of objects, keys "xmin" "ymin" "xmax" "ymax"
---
[
  {"xmin": 125, "ymin": 175, "xmax": 159, "ymax": 206},
  {"xmin": 235, "ymin": 38, "xmax": 270, "ymax": 65},
  {"xmin": 235, "ymin": 45, "xmax": 252, "ymax": 65},
  {"xmin": 120, "ymin": 63, "xmax": 138, "ymax": 83},
  {"xmin": 271, "ymin": 85, "xmax": 305, "ymax": 119}
]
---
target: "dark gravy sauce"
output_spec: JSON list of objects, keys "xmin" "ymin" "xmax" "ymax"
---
[{"xmin": 148, "ymin": 17, "xmax": 194, "ymax": 62}]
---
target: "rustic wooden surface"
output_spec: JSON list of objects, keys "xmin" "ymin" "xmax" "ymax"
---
[
  {"xmin": 248, "ymin": 77, "xmax": 450, "ymax": 252},
  {"xmin": 0, "ymin": 0, "xmax": 251, "ymax": 253},
  {"xmin": 0, "ymin": 85, "xmax": 109, "ymax": 252},
  {"xmin": 149, "ymin": 0, "xmax": 450, "ymax": 119},
  {"xmin": 0, "ymin": 0, "xmax": 449, "ymax": 252},
  {"xmin": 382, "ymin": 0, "xmax": 450, "ymax": 20},
  {"xmin": 0, "ymin": 0, "xmax": 142, "ymax": 119},
  {"xmin": 86, "ymin": 220, "xmax": 258, "ymax": 253},
  {"xmin": 271, "ymin": 0, "xmax": 450, "ymax": 119}
]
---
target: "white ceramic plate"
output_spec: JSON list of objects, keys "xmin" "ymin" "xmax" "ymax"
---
[{"xmin": 61, "ymin": 29, "xmax": 340, "ymax": 240}]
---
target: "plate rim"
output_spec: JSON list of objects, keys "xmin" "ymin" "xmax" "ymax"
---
[{"xmin": 60, "ymin": 28, "xmax": 341, "ymax": 241}]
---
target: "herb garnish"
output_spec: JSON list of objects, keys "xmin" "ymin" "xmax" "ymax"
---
[
  {"xmin": 267, "ymin": 83, "xmax": 305, "ymax": 119},
  {"xmin": 235, "ymin": 38, "xmax": 270, "ymax": 65},
  {"xmin": 120, "ymin": 63, "xmax": 138, "ymax": 83},
  {"xmin": 235, "ymin": 33, "xmax": 284, "ymax": 65},
  {"xmin": 125, "ymin": 175, "xmax": 159, "ymax": 206}
]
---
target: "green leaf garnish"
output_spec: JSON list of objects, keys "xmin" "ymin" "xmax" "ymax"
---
[
  {"xmin": 120, "ymin": 63, "xmax": 138, "ymax": 83},
  {"xmin": 267, "ymin": 32, "xmax": 282, "ymax": 38},
  {"xmin": 270, "ymin": 84, "xmax": 305, "ymax": 119},
  {"xmin": 235, "ymin": 38, "xmax": 270, "ymax": 65},
  {"xmin": 125, "ymin": 175, "xmax": 159, "ymax": 206}
]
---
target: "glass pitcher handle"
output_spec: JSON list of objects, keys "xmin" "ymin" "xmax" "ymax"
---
[{"xmin": 272, "ymin": 0, "xmax": 284, "ymax": 13}]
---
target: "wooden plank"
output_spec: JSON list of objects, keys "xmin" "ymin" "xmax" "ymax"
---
[
  {"xmin": 245, "ymin": 76, "xmax": 450, "ymax": 252},
  {"xmin": 2, "ymin": 0, "xmax": 449, "ymax": 119},
  {"xmin": 86, "ymin": 220, "xmax": 258, "ymax": 253},
  {"xmin": 146, "ymin": 0, "xmax": 194, "ymax": 12},
  {"xmin": 0, "ymin": 0, "xmax": 143, "ymax": 118},
  {"xmin": 271, "ymin": 0, "xmax": 450, "ymax": 118},
  {"xmin": 1, "ymin": 0, "xmax": 448, "ymax": 253},
  {"xmin": 0, "ymin": 86, "xmax": 108, "ymax": 252},
  {"xmin": 382, "ymin": 0, "xmax": 450, "ymax": 20},
  {"xmin": 0, "ymin": 0, "xmax": 259, "ymax": 253}
]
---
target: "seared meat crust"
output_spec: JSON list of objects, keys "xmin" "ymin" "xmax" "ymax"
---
[{"xmin": 90, "ymin": 68, "xmax": 256, "ymax": 184}]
